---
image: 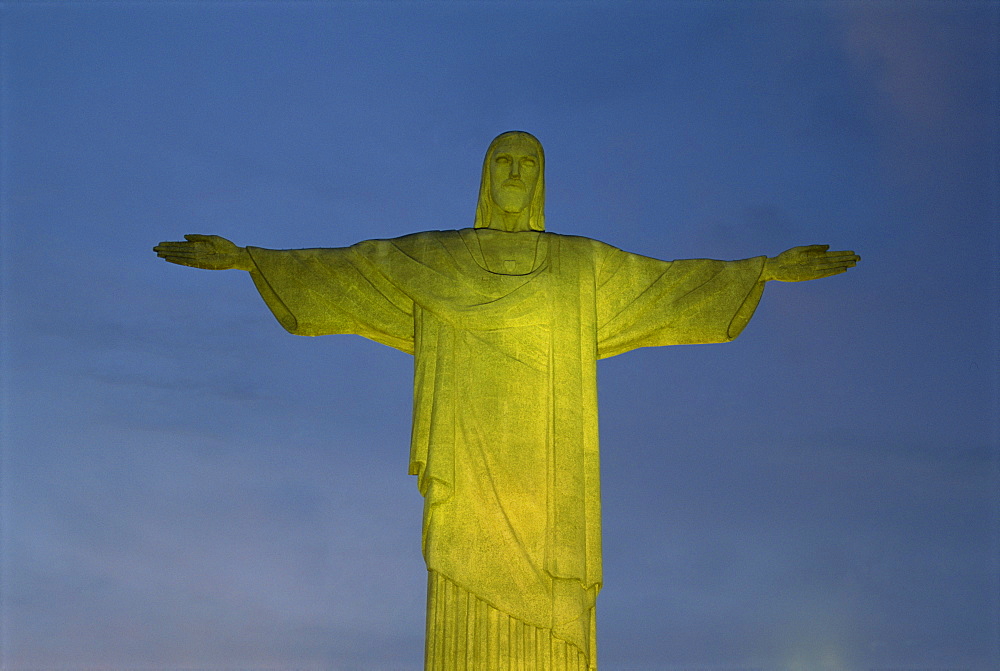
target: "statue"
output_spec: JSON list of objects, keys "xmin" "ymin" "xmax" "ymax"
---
[{"xmin": 154, "ymin": 131, "xmax": 858, "ymax": 670}]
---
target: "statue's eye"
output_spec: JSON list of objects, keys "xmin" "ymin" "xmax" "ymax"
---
[
  {"xmin": 495, "ymin": 156, "xmax": 510, "ymax": 164},
  {"xmin": 522, "ymin": 158, "xmax": 536, "ymax": 168}
]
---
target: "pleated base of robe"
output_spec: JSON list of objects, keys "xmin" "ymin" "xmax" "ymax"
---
[{"xmin": 426, "ymin": 571, "xmax": 592, "ymax": 671}]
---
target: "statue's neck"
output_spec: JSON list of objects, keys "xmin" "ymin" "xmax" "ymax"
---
[{"xmin": 488, "ymin": 208, "xmax": 532, "ymax": 232}]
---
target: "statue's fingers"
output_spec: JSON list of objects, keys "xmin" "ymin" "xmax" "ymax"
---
[
  {"xmin": 159, "ymin": 251, "xmax": 202, "ymax": 260},
  {"xmin": 156, "ymin": 245, "xmax": 201, "ymax": 255},
  {"xmin": 155, "ymin": 241, "xmax": 204, "ymax": 253},
  {"xmin": 154, "ymin": 246, "xmax": 182, "ymax": 256},
  {"xmin": 801, "ymin": 244, "xmax": 831, "ymax": 253},
  {"xmin": 811, "ymin": 262, "xmax": 856, "ymax": 273},
  {"xmin": 814, "ymin": 257, "xmax": 858, "ymax": 267},
  {"xmin": 821, "ymin": 254, "xmax": 859, "ymax": 264},
  {"xmin": 161, "ymin": 256, "xmax": 200, "ymax": 267}
]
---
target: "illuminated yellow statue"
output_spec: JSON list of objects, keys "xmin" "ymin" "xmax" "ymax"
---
[{"xmin": 155, "ymin": 131, "xmax": 858, "ymax": 670}]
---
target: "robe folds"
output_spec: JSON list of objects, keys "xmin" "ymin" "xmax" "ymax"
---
[{"xmin": 246, "ymin": 229, "xmax": 765, "ymax": 669}]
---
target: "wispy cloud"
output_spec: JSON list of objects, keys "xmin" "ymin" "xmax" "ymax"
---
[{"xmin": 839, "ymin": 4, "xmax": 993, "ymax": 141}]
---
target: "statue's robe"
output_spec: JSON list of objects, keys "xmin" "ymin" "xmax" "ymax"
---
[{"xmin": 245, "ymin": 229, "xmax": 765, "ymax": 670}]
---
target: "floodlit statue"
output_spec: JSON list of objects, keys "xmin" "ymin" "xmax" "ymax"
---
[{"xmin": 155, "ymin": 131, "xmax": 858, "ymax": 670}]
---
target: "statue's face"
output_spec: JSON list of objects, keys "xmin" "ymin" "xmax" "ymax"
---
[{"xmin": 489, "ymin": 135, "xmax": 540, "ymax": 214}]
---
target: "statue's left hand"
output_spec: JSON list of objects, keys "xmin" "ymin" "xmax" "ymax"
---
[
  {"xmin": 762, "ymin": 245, "xmax": 859, "ymax": 282},
  {"xmin": 153, "ymin": 234, "xmax": 253, "ymax": 271}
]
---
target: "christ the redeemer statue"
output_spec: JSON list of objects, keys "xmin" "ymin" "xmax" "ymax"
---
[{"xmin": 155, "ymin": 131, "xmax": 858, "ymax": 670}]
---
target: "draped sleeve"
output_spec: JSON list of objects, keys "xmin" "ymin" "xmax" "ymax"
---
[
  {"xmin": 245, "ymin": 241, "xmax": 416, "ymax": 354},
  {"xmin": 596, "ymin": 247, "xmax": 767, "ymax": 359}
]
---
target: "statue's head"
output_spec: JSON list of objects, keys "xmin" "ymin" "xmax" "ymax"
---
[{"xmin": 474, "ymin": 131, "xmax": 545, "ymax": 232}]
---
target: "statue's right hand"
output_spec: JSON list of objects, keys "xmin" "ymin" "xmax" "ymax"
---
[{"xmin": 153, "ymin": 234, "xmax": 253, "ymax": 271}]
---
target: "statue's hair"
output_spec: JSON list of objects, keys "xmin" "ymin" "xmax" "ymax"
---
[{"xmin": 474, "ymin": 131, "xmax": 545, "ymax": 232}]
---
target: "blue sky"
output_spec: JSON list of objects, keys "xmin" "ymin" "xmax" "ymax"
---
[{"xmin": 2, "ymin": 2, "xmax": 997, "ymax": 669}]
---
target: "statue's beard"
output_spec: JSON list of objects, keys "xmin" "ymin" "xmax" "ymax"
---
[{"xmin": 495, "ymin": 183, "xmax": 530, "ymax": 214}]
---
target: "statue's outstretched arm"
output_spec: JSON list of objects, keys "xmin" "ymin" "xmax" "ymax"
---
[
  {"xmin": 761, "ymin": 245, "xmax": 859, "ymax": 282},
  {"xmin": 154, "ymin": 234, "xmax": 254, "ymax": 271}
]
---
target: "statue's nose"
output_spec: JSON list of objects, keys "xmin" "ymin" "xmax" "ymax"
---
[{"xmin": 510, "ymin": 161, "xmax": 520, "ymax": 178}]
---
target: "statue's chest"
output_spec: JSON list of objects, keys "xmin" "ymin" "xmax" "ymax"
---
[{"xmin": 474, "ymin": 231, "xmax": 542, "ymax": 275}]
